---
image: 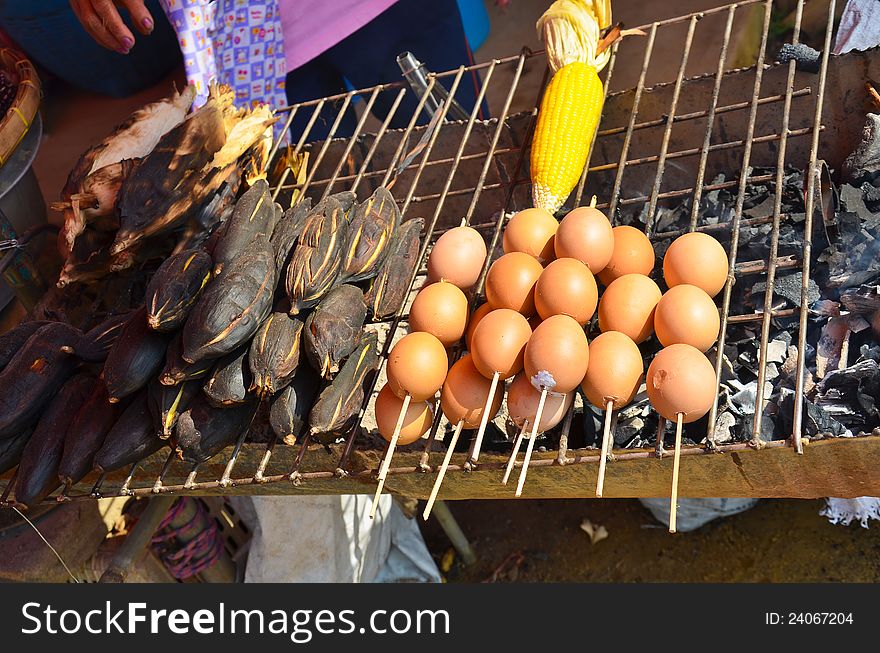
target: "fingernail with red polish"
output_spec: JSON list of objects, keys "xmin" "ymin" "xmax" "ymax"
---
[{"xmin": 142, "ymin": 18, "xmax": 153, "ymax": 30}]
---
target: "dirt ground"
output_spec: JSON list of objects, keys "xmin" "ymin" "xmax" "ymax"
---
[{"xmin": 421, "ymin": 498, "xmax": 880, "ymax": 582}]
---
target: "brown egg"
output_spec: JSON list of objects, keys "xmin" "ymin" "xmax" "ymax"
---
[
  {"xmin": 597, "ymin": 225, "xmax": 655, "ymax": 286},
  {"xmin": 427, "ymin": 226, "xmax": 487, "ymax": 290},
  {"xmin": 485, "ymin": 252, "xmax": 544, "ymax": 317},
  {"xmin": 646, "ymin": 344, "xmax": 716, "ymax": 423},
  {"xmin": 470, "ymin": 308, "xmax": 532, "ymax": 380},
  {"xmin": 581, "ymin": 331, "xmax": 643, "ymax": 409},
  {"xmin": 524, "ymin": 314, "xmax": 589, "ymax": 393},
  {"xmin": 663, "ymin": 232, "xmax": 729, "ymax": 297},
  {"xmin": 554, "ymin": 205, "xmax": 614, "ymax": 272},
  {"xmin": 534, "ymin": 257, "xmax": 598, "ymax": 325},
  {"xmin": 465, "ymin": 302, "xmax": 492, "ymax": 351},
  {"xmin": 386, "ymin": 332, "xmax": 448, "ymax": 401},
  {"xmin": 598, "ymin": 274, "xmax": 662, "ymax": 344},
  {"xmin": 408, "ymin": 281, "xmax": 469, "ymax": 347},
  {"xmin": 375, "ymin": 385, "xmax": 434, "ymax": 445},
  {"xmin": 440, "ymin": 354, "xmax": 504, "ymax": 429},
  {"xmin": 654, "ymin": 284, "xmax": 720, "ymax": 352},
  {"xmin": 506, "ymin": 373, "xmax": 574, "ymax": 431},
  {"xmin": 503, "ymin": 207, "xmax": 558, "ymax": 262}
]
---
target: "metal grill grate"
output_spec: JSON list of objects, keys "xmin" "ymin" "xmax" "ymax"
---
[{"xmin": 2, "ymin": 0, "xmax": 851, "ymax": 502}]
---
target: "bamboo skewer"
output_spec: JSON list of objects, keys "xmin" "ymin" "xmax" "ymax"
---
[
  {"xmin": 596, "ymin": 400, "xmax": 614, "ymax": 497},
  {"xmin": 669, "ymin": 412, "xmax": 684, "ymax": 533},
  {"xmin": 370, "ymin": 393, "xmax": 411, "ymax": 519},
  {"xmin": 467, "ymin": 371, "xmax": 499, "ymax": 469},
  {"xmin": 423, "ymin": 419, "xmax": 464, "ymax": 520},
  {"xmin": 502, "ymin": 421, "xmax": 528, "ymax": 484},
  {"xmin": 515, "ymin": 387, "xmax": 548, "ymax": 497}
]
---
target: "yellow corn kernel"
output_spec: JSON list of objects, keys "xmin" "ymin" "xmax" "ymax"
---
[{"xmin": 530, "ymin": 61, "xmax": 604, "ymax": 214}]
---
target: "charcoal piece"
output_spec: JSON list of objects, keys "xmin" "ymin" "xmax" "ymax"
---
[
  {"xmin": 304, "ymin": 284, "xmax": 367, "ymax": 378},
  {"xmin": 750, "ymin": 272, "xmax": 819, "ymax": 308}
]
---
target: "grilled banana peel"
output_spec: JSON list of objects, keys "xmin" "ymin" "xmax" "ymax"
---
[
  {"xmin": 203, "ymin": 346, "xmax": 252, "ymax": 407},
  {"xmin": 269, "ymin": 365, "xmax": 321, "ymax": 445},
  {"xmin": 149, "ymin": 378, "xmax": 202, "ymax": 440},
  {"xmin": 285, "ymin": 195, "xmax": 348, "ymax": 315},
  {"xmin": 0, "ymin": 426, "xmax": 31, "ymax": 475},
  {"xmin": 212, "ymin": 179, "xmax": 275, "ymax": 275},
  {"xmin": 182, "ymin": 234, "xmax": 276, "ymax": 363},
  {"xmin": 304, "ymin": 284, "xmax": 367, "ymax": 379},
  {"xmin": 270, "ymin": 197, "xmax": 312, "ymax": 273},
  {"xmin": 12, "ymin": 373, "xmax": 96, "ymax": 508},
  {"xmin": 160, "ymin": 333, "xmax": 214, "ymax": 386},
  {"xmin": 341, "ymin": 187, "xmax": 400, "ymax": 282},
  {"xmin": 58, "ymin": 382, "xmax": 120, "ymax": 488},
  {"xmin": 366, "ymin": 218, "xmax": 424, "ymax": 319},
  {"xmin": 76, "ymin": 312, "xmax": 135, "ymax": 363},
  {"xmin": 175, "ymin": 395, "xmax": 257, "ymax": 465},
  {"xmin": 0, "ymin": 320, "xmax": 51, "ymax": 370},
  {"xmin": 248, "ymin": 312, "xmax": 304, "ymax": 399},
  {"xmin": 0, "ymin": 323, "xmax": 81, "ymax": 439},
  {"xmin": 94, "ymin": 389, "xmax": 164, "ymax": 473},
  {"xmin": 146, "ymin": 249, "xmax": 213, "ymax": 332},
  {"xmin": 308, "ymin": 331, "xmax": 378, "ymax": 441},
  {"xmin": 102, "ymin": 307, "xmax": 169, "ymax": 403}
]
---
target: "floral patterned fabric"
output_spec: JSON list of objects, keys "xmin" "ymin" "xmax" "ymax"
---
[{"xmin": 158, "ymin": 0, "xmax": 287, "ymax": 139}]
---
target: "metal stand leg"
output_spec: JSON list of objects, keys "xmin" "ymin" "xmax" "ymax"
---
[
  {"xmin": 430, "ymin": 500, "xmax": 476, "ymax": 566},
  {"xmin": 99, "ymin": 496, "xmax": 175, "ymax": 583}
]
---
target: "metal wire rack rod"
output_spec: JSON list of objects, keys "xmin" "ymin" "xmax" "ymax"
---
[
  {"xmin": 253, "ymin": 434, "xmax": 278, "ymax": 483},
  {"xmin": 608, "ymin": 21, "xmax": 658, "ymax": 220},
  {"xmin": 706, "ymin": 0, "xmax": 774, "ymax": 447},
  {"xmin": 350, "ymin": 87, "xmax": 408, "ymax": 192},
  {"xmin": 793, "ymin": 0, "xmax": 836, "ymax": 454},
  {"xmin": 150, "ymin": 449, "xmax": 177, "ymax": 494},
  {"xmin": 298, "ymin": 92, "xmax": 356, "ymax": 198},
  {"xmin": 752, "ymin": 0, "xmax": 804, "ymax": 443},
  {"xmin": 644, "ymin": 13, "xmax": 699, "ymax": 238}
]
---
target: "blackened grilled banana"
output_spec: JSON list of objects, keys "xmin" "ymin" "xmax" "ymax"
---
[
  {"xmin": 0, "ymin": 426, "xmax": 31, "ymax": 475},
  {"xmin": 102, "ymin": 307, "xmax": 169, "ymax": 402},
  {"xmin": 58, "ymin": 382, "xmax": 120, "ymax": 487},
  {"xmin": 160, "ymin": 333, "xmax": 214, "ymax": 385},
  {"xmin": 203, "ymin": 346, "xmax": 252, "ymax": 407},
  {"xmin": 175, "ymin": 395, "xmax": 257, "ymax": 465},
  {"xmin": 0, "ymin": 322, "xmax": 82, "ymax": 439},
  {"xmin": 366, "ymin": 218, "xmax": 423, "ymax": 319},
  {"xmin": 270, "ymin": 197, "xmax": 312, "ymax": 273},
  {"xmin": 308, "ymin": 331, "xmax": 378, "ymax": 441},
  {"xmin": 341, "ymin": 187, "xmax": 400, "ymax": 282},
  {"xmin": 149, "ymin": 378, "xmax": 201, "ymax": 439},
  {"xmin": 75, "ymin": 312, "xmax": 134, "ymax": 362},
  {"xmin": 304, "ymin": 284, "xmax": 367, "ymax": 378},
  {"xmin": 146, "ymin": 249, "xmax": 213, "ymax": 332},
  {"xmin": 94, "ymin": 389, "xmax": 164, "ymax": 473},
  {"xmin": 12, "ymin": 374, "xmax": 96, "ymax": 508},
  {"xmin": 269, "ymin": 365, "xmax": 321, "ymax": 445},
  {"xmin": 248, "ymin": 312, "xmax": 304, "ymax": 399},
  {"xmin": 285, "ymin": 195, "xmax": 347, "ymax": 315},
  {"xmin": 0, "ymin": 320, "xmax": 51, "ymax": 370},
  {"xmin": 182, "ymin": 234, "xmax": 276, "ymax": 363},
  {"xmin": 212, "ymin": 179, "xmax": 274, "ymax": 275}
]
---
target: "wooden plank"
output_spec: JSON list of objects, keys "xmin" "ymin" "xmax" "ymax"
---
[{"xmin": 4, "ymin": 435, "xmax": 878, "ymax": 502}]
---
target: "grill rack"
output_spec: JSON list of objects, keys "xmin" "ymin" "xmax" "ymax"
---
[{"xmin": 5, "ymin": 0, "xmax": 871, "ymax": 503}]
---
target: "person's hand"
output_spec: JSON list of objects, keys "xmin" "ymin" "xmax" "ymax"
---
[{"xmin": 70, "ymin": 1, "xmax": 155, "ymax": 55}]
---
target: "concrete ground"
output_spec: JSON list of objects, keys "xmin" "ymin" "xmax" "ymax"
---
[{"xmin": 7, "ymin": 1, "xmax": 879, "ymax": 582}]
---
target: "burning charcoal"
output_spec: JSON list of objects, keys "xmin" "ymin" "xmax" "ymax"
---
[
  {"xmin": 750, "ymin": 273, "xmax": 819, "ymax": 308},
  {"xmin": 712, "ymin": 411, "xmax": 737, "ymax": 443}
]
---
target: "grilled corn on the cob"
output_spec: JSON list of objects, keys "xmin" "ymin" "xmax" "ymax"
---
[{"xmin": 531, "ymin": 0, "xmax": 613, "ymax": 214}]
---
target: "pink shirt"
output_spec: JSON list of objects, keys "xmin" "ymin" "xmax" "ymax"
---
[{"xmin": 279, "ymin": 0, "xmax": 398, "ymax": 72}]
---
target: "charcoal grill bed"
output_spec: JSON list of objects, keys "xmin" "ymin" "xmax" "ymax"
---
[{"xmin": 4, "ymin": 0, "xmax": 880, "ymax": 503}]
